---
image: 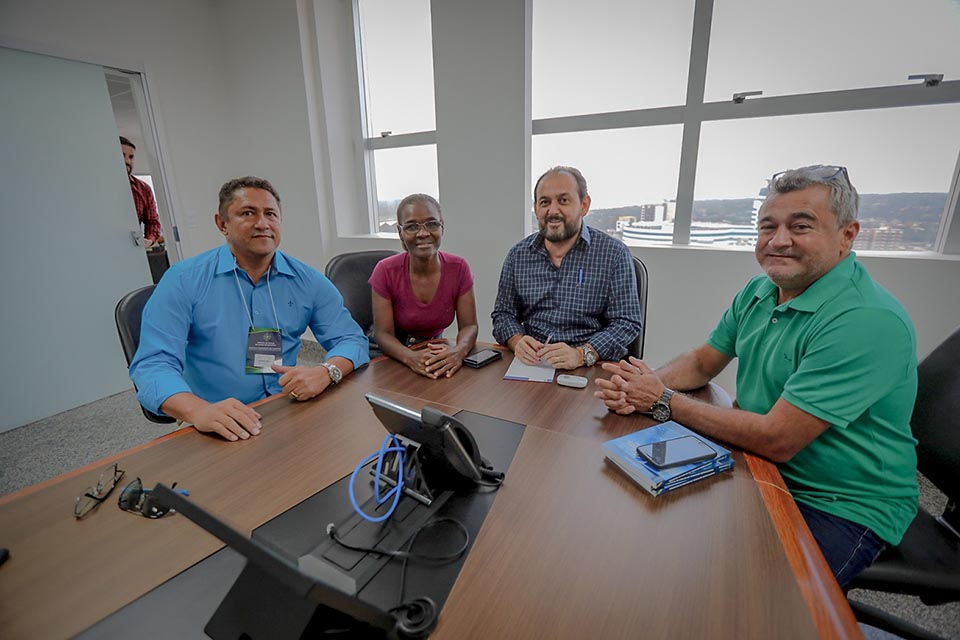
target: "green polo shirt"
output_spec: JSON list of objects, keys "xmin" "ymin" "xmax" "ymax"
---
[{"xmin": 708, "ymin": 253, "xmax": 918, "ymax": 544}]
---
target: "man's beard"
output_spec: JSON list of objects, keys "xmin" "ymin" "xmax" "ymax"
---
[{"xmin": 539, "ymin": 216, "xmax": 581, "ymax": 243}]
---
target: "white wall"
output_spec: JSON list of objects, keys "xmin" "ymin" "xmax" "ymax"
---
[
  {"xmin": 215, "ymin": 0, "xmax": 328, "ymax": 274},
  {"xmin": 0, "ymin": 0, "xmax": 234, "ymax": 258},
  {"xmin": 430, "ymin": 0, "xmax": 532, "ymax": 342}
]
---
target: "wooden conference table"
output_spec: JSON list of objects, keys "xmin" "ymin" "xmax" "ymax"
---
[{"xmin": 0, "ymin": 347, "xmax": 860, "ymax": 639}]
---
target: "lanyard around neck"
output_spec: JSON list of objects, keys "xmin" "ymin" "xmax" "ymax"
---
[{"xmin": 232, "ymin": 259, "xmax": 281, "ymax": 332}]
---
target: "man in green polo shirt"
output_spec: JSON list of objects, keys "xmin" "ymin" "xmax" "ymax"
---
[{"xmin": 595, "ymin": 164, "xmax": 918, "ymax": 587}]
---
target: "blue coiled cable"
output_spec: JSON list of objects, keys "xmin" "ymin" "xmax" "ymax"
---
[{"xmin": 348, "ymin": 434, "xmax": 406, "ymax": 523}]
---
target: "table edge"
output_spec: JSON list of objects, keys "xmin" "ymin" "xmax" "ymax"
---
[{"xmin": 744, "ymin": 452, "xmax": 861, "ymax": 639}]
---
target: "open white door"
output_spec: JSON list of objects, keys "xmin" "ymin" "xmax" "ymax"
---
[{"xmin": 0, "ymin": 47, "xmax": 153, "ymax": 432}]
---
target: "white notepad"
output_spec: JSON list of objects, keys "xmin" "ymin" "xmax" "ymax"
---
[{"xmin": 503, "ymin": 357, "xmax": 556, "ymax": 383}]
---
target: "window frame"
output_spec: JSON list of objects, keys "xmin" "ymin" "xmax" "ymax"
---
[
  {"xmin": 350, "ymin": 0, "xmax": 960, "ymax": 254},
  {"xmin": 353, "ymin": 0, "xmax": 439, "ymax": 235},
  {"xmin": 532, "ymin": 0, "xmax": 960, "ymax": 253}
]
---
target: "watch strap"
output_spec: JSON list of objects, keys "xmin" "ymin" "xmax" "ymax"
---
[
  {"xmin": 658, "ymin": 388, "xmax": 675, "ymax": 406},
  {"xmin": 650, "ymin": 387, "xmax": 675, "ymax": 421},
  {"xmin": 320, "ymin": 361, "xmax": 342, "ymax": 385},
  {"xmin": 581, "ymin": 343, "xmax": 598, "ymax": 367}
]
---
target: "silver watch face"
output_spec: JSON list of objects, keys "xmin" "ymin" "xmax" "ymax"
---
[
  {"xmin": 650, "ymin": 402, "xmax": 671, "ymax": 422},
  {"xmin": 583, "ymin": 347, "xmax": 597, "ymax": 366},
  {"xmin": 323, "ymin": 362, "xmax": 342, "ymax": 384}
]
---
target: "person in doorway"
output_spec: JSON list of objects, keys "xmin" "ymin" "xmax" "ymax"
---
[{"xmin": 120, "ymin": 136, "xmax": 162, "ymax": 248}]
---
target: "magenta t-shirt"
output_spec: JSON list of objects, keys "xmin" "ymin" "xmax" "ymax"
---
[{"xmin": 368, "ymin": 251, "xmax": 474, "ymax": 339}]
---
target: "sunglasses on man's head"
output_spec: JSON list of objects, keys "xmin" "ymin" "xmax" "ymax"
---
[{"xmin": 771, "ymin": 165, "xmax": 849, "ymax": 185}]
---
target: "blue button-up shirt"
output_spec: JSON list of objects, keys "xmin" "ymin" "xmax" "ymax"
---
[
  {"xmin": 130, "ymin": 244, "xmax": 369, "ymax": 414},
  {"xmin": 491, "ymin": 225, "xmax": 642, "ymax": 361}
]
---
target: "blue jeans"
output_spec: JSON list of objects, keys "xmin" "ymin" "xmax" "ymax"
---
[{"xmin": 797, "ymin": 502, "xmax": 886, "ymax": 587}]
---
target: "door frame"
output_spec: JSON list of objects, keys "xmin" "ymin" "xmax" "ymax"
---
[
  {"xmin": 0, "ymin": 34, "xmax": 186, "ymax": 263},
  {"xmin": 104, "ymin": 66, "xmax": 182, "ymax": 264}
]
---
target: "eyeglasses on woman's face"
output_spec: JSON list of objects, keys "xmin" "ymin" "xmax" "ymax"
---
[{"xmin": 399, "ymin": 220, "xmax": 443, "ymax": 235}]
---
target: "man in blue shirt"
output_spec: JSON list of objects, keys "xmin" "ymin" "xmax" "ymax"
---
[
  {"xmin": 492, "ymin": 166, "xmax": 642, "ymax": 370},
  {"xmin": 130, "ymin": 176, "xmax": 369, "ymax": 442}
]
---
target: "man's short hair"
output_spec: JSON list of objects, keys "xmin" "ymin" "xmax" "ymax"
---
[
  {"xmin": 218, "ymin": 176, "xmax": 282, "ymax": 216},
  {"xmin": 396, "ymin": 193, "xmax": 441, "ymax": 223},
  {"xmin": 119, "ymin": 136, "xmax": 135, "ymax": 149},
  {"xmin": 534, "ymin": 166, "xmax": 588, "ymax": 202},
  {"xmin": 766, "ymin": 165, "xmax": 859, "ymax": 227}
]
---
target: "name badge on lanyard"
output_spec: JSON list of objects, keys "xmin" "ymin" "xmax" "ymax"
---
[
  {"xmin": 234, "ymin": 260, "xmax": 285, "ymax": 375},
  {"xmin": 246, "ymin": 327, "xmax": 283, "ymax": 373}
]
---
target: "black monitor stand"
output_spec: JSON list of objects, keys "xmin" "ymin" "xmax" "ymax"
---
[
  {"xmin": 149, "ymin": 399, "xmax": 508, "ymax": 640},
  {"xmin": 81, "ymin": 410, "xmax": 525, "ymax": 640},
  {"xmin": 150, "ymin": 484, "xmax": 407, "ymax": 640}
]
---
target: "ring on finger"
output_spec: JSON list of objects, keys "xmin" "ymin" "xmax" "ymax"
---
[{"xmin": 290, "ymin": 391, "xmax": 300, "ymax": 399}]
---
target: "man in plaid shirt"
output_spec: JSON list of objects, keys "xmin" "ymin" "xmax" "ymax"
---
[
  {"xmin": 120, "ymin": 136, "xmax": 162, "ymax": 248},
  {"xmin": 492, "ymin": 166, "xmax": 642, "ymax": 370}
]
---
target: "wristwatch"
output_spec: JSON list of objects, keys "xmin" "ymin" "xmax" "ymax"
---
[
  {"xmin": 650, "ymin": 388, "xmax": 675, "ymax": 422},
  {"xmin": 580, "ymin": 343, "xmax": 598, "ymax": 367},
  {"xmin": 320, "ymin": 361, "xmax": 343, "ymax": 385}
]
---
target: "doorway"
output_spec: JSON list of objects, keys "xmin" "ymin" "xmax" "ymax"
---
[{"xmin": 105, "ymin": 68, "xmax": 181, "ymax": 283}]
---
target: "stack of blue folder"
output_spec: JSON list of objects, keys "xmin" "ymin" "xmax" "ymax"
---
[{"xmin": 602, "ymin": 421, "xmax": 734, "ymax": 496}]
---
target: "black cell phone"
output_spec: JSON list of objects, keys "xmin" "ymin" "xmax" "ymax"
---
[
  {"xmin": 636, "ymin": 436, "xmax": 717, "ymax": 469},
  {"xmin": 463, "ymin": 349, "xmax": 502, "ymax": 368}
]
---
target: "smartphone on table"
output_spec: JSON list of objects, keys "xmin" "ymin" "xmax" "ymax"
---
[
  {"xmin": 636, "ymin": 435, "xmax": 717, "ymax": 469},
  {"xmin": 463, "ymin": 349, "xmax": 503, "ymax": 368}
]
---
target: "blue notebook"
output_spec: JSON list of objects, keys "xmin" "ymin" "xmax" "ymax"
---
[{"xmin": 602, "ymin": 421, "xmax": 734, "ymax": 496}]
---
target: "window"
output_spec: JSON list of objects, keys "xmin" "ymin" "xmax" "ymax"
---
[
  {"xmin": 348, "ymin": 0, "xmax": 960, "ymax": 250},
  {"xmin": 705, "ymin": 0, "xmax": 960, "ymax": 102},
  {"xmin": 370, "ymin": 145, "xmax": 439, "ymax": 232},
  {"xmin": 532, "ymin": 0, "xmax": 694, "ymax": 118},
  {"xmin": 532, "ymin": 126, "xmax": 683, "ymax": 242},
  {"xmin": 693, "ymin": 105, "xmax": 960, "ymax": 250},
  {"xmin": 357, "ymin": 0, "xmax": 436, "ymax": 135},
  {"xmin": 356, "ymin": 0, "xmax": 438, "ymax": 231},
  {"xmin": 531, "ymin": 0, "xmax": 960, "ymax": 253}
]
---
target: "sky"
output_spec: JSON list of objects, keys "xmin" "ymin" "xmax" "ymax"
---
[{"xmin": 359, "ymin": 0, "xmax": 960, "ymax": 211}]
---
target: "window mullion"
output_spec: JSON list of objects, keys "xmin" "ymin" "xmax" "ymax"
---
[
  {"xmin": 673, "ymin": 0, "xmax": 716, "ymax": 245},
  {"xmin": 365, "ymin": 131, "xmax": 437, "ymax": 151},
  {"xmin": 701, "ymin": 80, "xmax": 960, "ymax": 123},
  {"xmin": 935, "ymin": 150, "xmax": 960, "ymax": 254}
]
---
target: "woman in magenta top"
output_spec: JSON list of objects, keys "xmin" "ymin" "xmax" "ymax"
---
[{"xmin": 369, "ymin": 194, "xmax": 479, "ymax": 378}]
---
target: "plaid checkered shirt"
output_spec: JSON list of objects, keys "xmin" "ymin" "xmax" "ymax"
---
[
  {"xmin": 492, "ymin": 225, "xmax": 642, "ymax": 361},
  {"xmin": 129, "ymin": 174, "xmax": 162, "ymax": 242}
]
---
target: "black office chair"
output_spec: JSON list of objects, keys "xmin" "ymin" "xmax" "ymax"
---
[
  {"xmin": 324, "ymin": 250, "xmax": 399, "ymax": 354},
  {"xmin": 847, "ymin": 326, "xmax": 960, "ymax": 640},
  {"xmin": 115, "ymin": 285, "xmax": 176, "ymax": 424},
  {"xmin": 628, "ymin": 255, "xmax": 649, "ymax": 360}
]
